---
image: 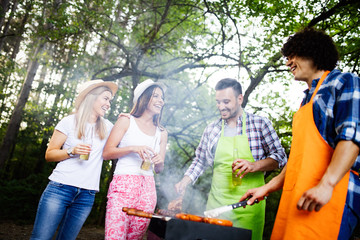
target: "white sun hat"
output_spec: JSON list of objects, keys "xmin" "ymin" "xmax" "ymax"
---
[
  {"xmin": 75, "ymin": 80, "xmax": 118, "ymax": 109},
  {"xmin": 133, "ymin": 79, "xmax": 166, "ymax": 104}
]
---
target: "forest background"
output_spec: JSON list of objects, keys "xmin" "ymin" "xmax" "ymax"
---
[{"xmin": 0, "ymin": 0, "xmax": 359, "ymax": 239}]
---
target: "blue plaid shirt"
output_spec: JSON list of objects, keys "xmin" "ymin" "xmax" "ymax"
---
[
  {"xmin": 301, "ymin": 69, "xmax": 360, "ymax": 216},
  {"xmin": 184, "ymin": 111, "xmax": 287, "ymax": 183}
]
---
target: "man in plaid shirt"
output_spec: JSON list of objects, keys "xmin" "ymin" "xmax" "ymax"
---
[
  {"xmin": 241, "ymin": 28, "xmax": 360, "ymax": 239},
  {"xmin": 175, "ymin": 78, "xmax": 286, "ymax": 238}
]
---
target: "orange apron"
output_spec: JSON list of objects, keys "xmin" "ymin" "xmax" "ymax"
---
[{"xmin": 271, "ymin": 71, "xmax": 350, "ymax": 240}]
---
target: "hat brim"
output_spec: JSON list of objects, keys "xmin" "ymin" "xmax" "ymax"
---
[
  {"xmin": 75, "ymin": 81, "xmax": 118, "ymax": 109},
  {"xmin": 133, "ymin": 82, "xmax": 166, "ymax": 104}
]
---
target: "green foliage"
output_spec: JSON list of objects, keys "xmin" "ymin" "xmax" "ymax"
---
[
  {"xmin": 86, "ymin": 160, "xmax": 113, "ymax": 225},
  {"xmin": 0, "ymin": 0, "xmax": 359, "ymax": 234},
  {"xmin": 0, "ymin": 174, "xmax": 49, "ymax": 224},
  {"xmin": 263, "ymin": 169, "xmax": 283, "ymax": 239},
  {"xmin": 0, "ymin": 57, "xmax": 25, "ymax": 126}
]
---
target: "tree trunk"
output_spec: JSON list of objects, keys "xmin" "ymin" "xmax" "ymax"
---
[
  {"xmin": 34, "ymin": 65, "xmax": 69, "ymax": 174},
  {"xmin": 0, "ymin": 41, "xmax": 45, "ymax": 169},
  {"xmin": 10, "ymin": 0, "xmax": 29, "ymax": 60},
  {"xmin": 0, "ymin": 0, "xmax": 18, "ymax": 52},
  {"xmin": 0, "ymin": 0, "xmax": 10, "ymax": 30},
  {"xmin": 0, "ymin": 0, "xmax": 31, "ymax": 115}
]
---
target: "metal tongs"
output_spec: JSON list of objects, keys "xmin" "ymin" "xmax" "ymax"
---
[{"xmin": 204, "ymin": 197, "xmax": 266, "ymax": 218}]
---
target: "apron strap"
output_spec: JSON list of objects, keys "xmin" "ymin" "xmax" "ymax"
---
[
  {"xmin": 221, "ymin": 120, "xmax": 225, "ymax": 137},
  {"xmin": 221, "ymin": 112, "xmax": 247, "ymax": 136},
  {"xmin": 241, "ymin": 112, "xmax": 246, "ymax": 135},
  {"xmin": 309, "ymin": 71, "xmax": 330, "ymax": 103}
]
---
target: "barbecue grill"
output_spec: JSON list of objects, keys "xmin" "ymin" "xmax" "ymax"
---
[{"xmin": 148, "ymin": 218, "xmax": 252, "ymax": 240}]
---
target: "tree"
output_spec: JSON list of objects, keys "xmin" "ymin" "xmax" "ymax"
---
[
  {"xmin": 0, "ymin": 1, "xmax": 359, "ymax": 235},
  {"xmin": 0, "ymin": 41, "xmax": 44, "ymax": 168},
  {"xmin": 0, "ymin": 0, "xmax": 10, "ymax": 30},
  {"xmin": 0, "ymin": 0, "xmax": 97, "ymax": 170}
]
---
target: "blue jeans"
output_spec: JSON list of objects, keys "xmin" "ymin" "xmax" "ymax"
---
[
  {"xmin": 30, "ymin": 181, "xmax": 96, "ymax": 240},
  {"xmin": 338, "ymin": 172, "xmax": 360, "ymax": 240},
  {"xmin": 338, "ymin": 203, "xmax": 358, "ymax": 240}
]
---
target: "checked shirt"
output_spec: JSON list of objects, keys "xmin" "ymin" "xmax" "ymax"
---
[{"xmin": 184, "ymin": 111, "xmax": 287, "ymax": 183}]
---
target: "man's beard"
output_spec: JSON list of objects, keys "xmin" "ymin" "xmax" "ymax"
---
[{"xmin": 220, "ymin": 108, "xmax": 239, "ymax": 120}]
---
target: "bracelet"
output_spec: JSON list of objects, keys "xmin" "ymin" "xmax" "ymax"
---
[{"xmin": 66, "ymin": 147, "xmax": 76, "ymax": 158}]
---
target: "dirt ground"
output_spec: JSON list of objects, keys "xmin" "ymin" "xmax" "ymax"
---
[{"xmin": 0, "ymin": 222, "xmax": 105, "ymax": 240}]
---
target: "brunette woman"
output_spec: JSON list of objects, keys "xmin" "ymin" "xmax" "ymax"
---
[
  {"xmin": 103, "ymin": 79, "xmax": 168, "ymax": 240},
  {"xmin": 30, "ymin": 80, "xmax": 118, "ymax": 240}
]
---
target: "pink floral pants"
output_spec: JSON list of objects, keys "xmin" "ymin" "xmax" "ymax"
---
[{"xmin": 105, "ymin": 175, "xmax": 157, "ymax": 240}]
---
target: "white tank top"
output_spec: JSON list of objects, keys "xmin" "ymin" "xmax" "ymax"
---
[{"xmin": 114, "ymin": 116, "xmax": 161, "ymax": 176}]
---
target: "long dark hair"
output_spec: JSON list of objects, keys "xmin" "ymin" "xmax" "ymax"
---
[{"xmin": 130, "ymin": 85, "xmax": 165, "ymax": 128}]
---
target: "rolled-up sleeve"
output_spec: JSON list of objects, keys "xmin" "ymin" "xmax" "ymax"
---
[
  {"xmin": 334, "ymin": 73, "xmax": 360, "ymax": 148},
  {"xmin": 261, "ymin": 117, "xmax": 287, "ymax": 168}
]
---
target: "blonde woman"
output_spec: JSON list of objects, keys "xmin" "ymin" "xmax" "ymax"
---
[
  {"xmin": 103, "ymin": 79, "xmax": 167, "ymax": 240},
  {"xmin": 31, "ymin": 80, "xmax": 118, "ymax": 240}
]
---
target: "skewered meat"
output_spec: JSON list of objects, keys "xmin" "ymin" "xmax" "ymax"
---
[
  {"xmin": 175, "ymin": 213, "xmax": 233, "ymax": 227},
  {"xmin": 203, "ymin": 217, "xmax": 233, "ymax": 227},
  {"xmin": 122, "ymin": 207, "xmax": 153, "ymax": 218},
  {"xmin": 175, "ymin": 213, "xmax": 189, "ymax": 220},
  {"xmin": 175, "ymin": 213, "xmax": 202, "ymax": 222},
  {"xmin": 122, "ymin": 207, "xmax": 233, "ymax": 227}
]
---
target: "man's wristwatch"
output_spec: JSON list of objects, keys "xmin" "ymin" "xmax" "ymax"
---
[{"xmin": 66, "ymin": 147, "xmax": 75, "ymax": 158}]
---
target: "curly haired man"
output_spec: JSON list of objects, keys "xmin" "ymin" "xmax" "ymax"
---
[{"xmin": 241, "ymin": 27, "xmax": 360, "ymax": 240}]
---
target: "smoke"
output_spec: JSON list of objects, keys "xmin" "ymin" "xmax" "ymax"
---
[
  {"xmin": 155, "ymin": 152, "xmax": 213, "ymax": 215},
  {"xmin": 154, "ymin": 77, "xmax": 217, "ymax": 215}
]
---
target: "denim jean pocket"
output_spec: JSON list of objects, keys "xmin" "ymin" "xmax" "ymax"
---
[{"xmin": 88, "ymin": 190, "xmax": 96, "ymax": 196}]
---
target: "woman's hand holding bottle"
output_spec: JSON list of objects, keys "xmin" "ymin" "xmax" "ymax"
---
[
  {"xmin": 135, "ymin": 146, "xmax": 155, "ymax": 160},
  {"xmin": 134, "ymin": 146, "xmax": 155, "ymax": 170}
]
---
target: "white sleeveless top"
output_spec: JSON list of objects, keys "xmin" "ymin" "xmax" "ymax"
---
[{"xmin": 114, "ymin": 116, "xmax": 161, "ymax": 176}]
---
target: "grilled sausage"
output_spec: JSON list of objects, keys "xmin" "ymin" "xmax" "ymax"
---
[
  {"xmin": 175, "ymin": 213, "xmax": 202, "ymax": 222},
  {"xmin": 187, "ymin": 214, "xmax": 203, "ymax": 222},
  {"xmin": 176, "ymin": 213, "xmax": 233, "ymax": 227},
  {"xmin": 175, "ymin": 213, "xmax": 189, "ymax": 220},
  {"xmin": 203, "ymin": 217, "xmax": 233, "ymax": 227},
  {"xmin": 123, "ymin": 208, "xmax": 153, "ymax": 219}
]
